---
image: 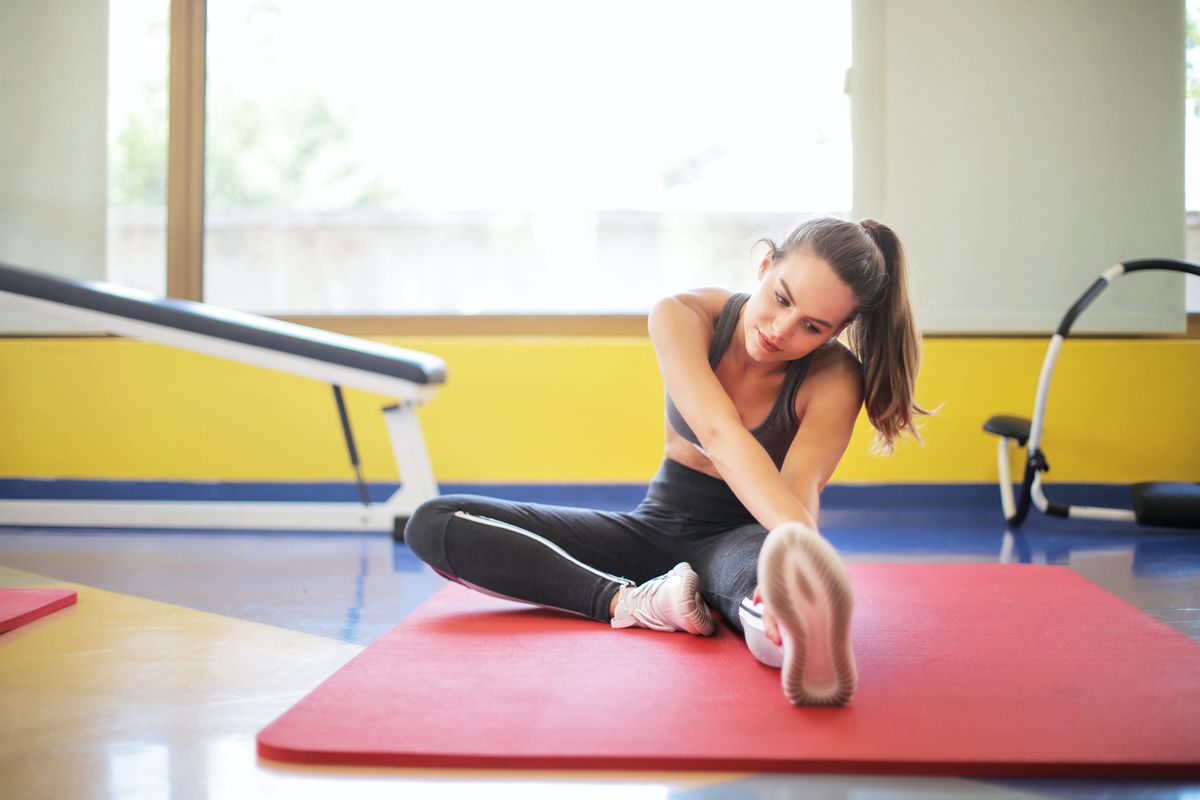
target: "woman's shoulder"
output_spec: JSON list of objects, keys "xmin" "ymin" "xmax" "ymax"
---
[
  {"xmin": 805, "ymin": 340, "xmax": 864, "ymax": 394},
  {"xmin": 660, "ymin": 287, "xmax": 738, "ymax": 325}
]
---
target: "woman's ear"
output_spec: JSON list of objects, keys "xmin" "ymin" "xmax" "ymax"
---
[
  {"xmin": 830, "ymin": 318, "xmax": 853, "ymax": 341},
  {"xmin": 756, "ymin": 253, "xmax": 773, "ymax": 281}
]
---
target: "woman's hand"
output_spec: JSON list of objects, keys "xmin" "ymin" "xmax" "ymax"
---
[{"xmin": 752, "ymin": 584, "xmax": 782, "ymax": 646}]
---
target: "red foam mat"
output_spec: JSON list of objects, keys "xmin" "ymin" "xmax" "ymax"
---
[
  {"xmin": 257, "ymin": 564, "xmax": 1200, "ymax": 777},
  {"xmin": 0, "ymin": 588, "xmax": 77, "ymax": 634}
]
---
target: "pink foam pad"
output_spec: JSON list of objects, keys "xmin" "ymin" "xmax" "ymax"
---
[
  {"xmin": 257, "ymin": 564, "xmax": 1200, "ymax": 777},
  {"xmin": 0, "ymin": 588, "xmax": 77, "ymax": 634}
]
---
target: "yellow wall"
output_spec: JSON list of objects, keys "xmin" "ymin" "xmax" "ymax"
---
[{"xmin": 0, "ymin": 336, "xmax": 1197, "ymax": 484}]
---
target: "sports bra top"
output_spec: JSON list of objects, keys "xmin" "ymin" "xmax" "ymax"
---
[{"xmin": 664, "ymin": 293, "xmax": 813, "ymax": 469}]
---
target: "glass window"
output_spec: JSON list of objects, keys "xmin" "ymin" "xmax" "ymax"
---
[
  {"xmin": 1187, "ymin": 0, "xmax": 1200, "ymax": 311},
  {"xmin": 202, "ymin": 1, "xmax": 852, "ymax": 315},
  {"xmin": 107, "ymin": 0, "xmax": 171, "ymax": 296}
]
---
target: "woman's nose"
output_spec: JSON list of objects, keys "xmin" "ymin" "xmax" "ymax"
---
[{"xmin": 772, "ymin": 312, "xmax": 799, "ymax": 339}]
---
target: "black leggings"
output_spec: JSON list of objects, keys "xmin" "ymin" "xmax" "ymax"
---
[{"xmin": 403, "ymin": 458, "xmax": 767, "ymax": 634}]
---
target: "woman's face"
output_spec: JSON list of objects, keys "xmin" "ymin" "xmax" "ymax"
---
[{"xmin": 742, "ymin": 248, "xmax": 859, "ymax": 363}]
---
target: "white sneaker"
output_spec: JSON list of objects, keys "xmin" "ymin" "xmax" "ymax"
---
[
  {"xmin": 738, "ymin": 597, "xmax": 783, "ymax": 668},
  {"xmin": 757, "ymin": 523, "xmax": 857, "ymax": 706},
  {"xmin": 611, "ymin": 562, "xmax": 715, "ymax": 636}
]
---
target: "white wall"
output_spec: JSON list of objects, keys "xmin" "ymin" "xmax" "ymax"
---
[
  {"xmin": 853, "ymin": 0, "xmax": 1186, "ymax": 333},
  {"xmin": 0, "ymin": 0, "xmax": 109, "ymax": 333}
]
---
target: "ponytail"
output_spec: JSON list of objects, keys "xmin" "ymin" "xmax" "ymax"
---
[{"xmin": 852, "ymin": 219, "xmax": 930, "ymax": 453}]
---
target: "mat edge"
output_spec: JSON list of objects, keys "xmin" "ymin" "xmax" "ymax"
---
[
  {"xmin": 0, "ymin": 589, "xmax": 78, "ymax": 634},
  {"xmin": 255, "ymin": 740, "xmax": 1200, "ymax": 779}
]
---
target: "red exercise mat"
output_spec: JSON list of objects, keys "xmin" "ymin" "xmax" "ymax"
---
[
  {"xmin": 0, "ymin": 588, "xmax": 77, "ymax": 634},
  {"xmin": 257, "ymin": 564, "xmax": 1200, "ymax": 777}
]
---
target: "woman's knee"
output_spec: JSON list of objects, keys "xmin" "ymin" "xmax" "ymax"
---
[{"xmin": 402, "ymin": 496, "xmax": 463, "ymax": 570}]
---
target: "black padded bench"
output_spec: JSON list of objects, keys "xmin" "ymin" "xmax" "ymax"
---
[{"xmin": 0, "ymin": 261, "xmax": 446, "ymax": 533}]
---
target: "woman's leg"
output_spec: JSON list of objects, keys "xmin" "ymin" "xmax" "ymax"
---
[
  {"xmin": 404, "ymin": 494, "xmax": 711, "ymax": 632},
  {"xmin": 682, "ymin": 522, "xmax": 767, "ymax": 634},
  {"xmin": 686, "ymin": 521, "xmax": 857, "ymax": 706}
]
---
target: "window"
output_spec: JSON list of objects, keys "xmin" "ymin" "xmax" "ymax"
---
[
  {"xmin": 1187, "ymin": 0, "xmax": 1200, "ymax": 312},
  {"xmin": 201, "ymin": 1, "xmax": 853, "ymax": 315},
  {"xmin": 83, "ymin": 2, "xmax": 1200, "ymax": 322},
  {"xmin": 108, "ymin": 0, "xmax": 170, "ymax": 296}
]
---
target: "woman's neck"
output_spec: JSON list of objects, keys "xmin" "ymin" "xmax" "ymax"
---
[{"xmin": 724, "ymin": 314, "xmax": 790, "ymax": 382}]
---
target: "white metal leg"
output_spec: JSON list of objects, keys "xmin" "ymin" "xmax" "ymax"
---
[
  {"xmin": 1028, "ymin": 474, "xmax": 1136, "ymax": 522},
  {"xmin": 1032, "ymin": 473, "xmax": 1049, "ymax": 513},
  {"xmin": 379, "ymin": 401, "xmax": 440, "ymax": 519},
  {"xmin": 996, "ymin": 438, "xmax": 1016, "ymax": 521},
  {"xmin": 1061, "ymin": 505, "xmax": 1137, "ymax": 522}
]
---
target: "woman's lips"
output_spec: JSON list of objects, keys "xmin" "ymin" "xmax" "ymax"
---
[{"xmin": 758, "ymin": 330, "xmax": 781, "ymax": 353}]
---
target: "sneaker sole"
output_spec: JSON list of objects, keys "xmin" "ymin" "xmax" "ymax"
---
[
  {"xmin": 757, "ymin": 524, "xmax": 856, "ymax": 706},
  {"xmin": 672, "ymin": 563, "xmax": 716, "ymax": 636}
]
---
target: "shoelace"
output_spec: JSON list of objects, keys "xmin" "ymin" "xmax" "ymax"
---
[{"xmin": 628, "ymin": 576, "xmax": 674, "ymax": 631}]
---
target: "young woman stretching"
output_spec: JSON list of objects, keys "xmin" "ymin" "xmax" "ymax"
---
[{"xmin": 404, "ymin": 217, "xmax": 926, "ymax": 706}]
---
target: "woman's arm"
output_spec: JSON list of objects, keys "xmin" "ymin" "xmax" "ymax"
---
[
  {"xmin": 757, "ymin": 352, "xmax": 863, "ymax": 649},
  {"xmin": 649, "ymin": 294, "xmax": 861, "ymax": 531},
  {"xmin": 777, "ymin": 350, "xmax": 864, "ymax": 525}
]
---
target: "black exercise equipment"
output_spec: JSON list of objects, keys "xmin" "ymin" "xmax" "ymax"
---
[{"xmin": 983, "ymin": 258, "xmax": 1200, "ymax": 530}]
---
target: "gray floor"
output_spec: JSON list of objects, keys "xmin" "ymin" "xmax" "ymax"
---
[{"xmin": 2, "ymin": 500, "xmax": 1198, "ymax": 798}]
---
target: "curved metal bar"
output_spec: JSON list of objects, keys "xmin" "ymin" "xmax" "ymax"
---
[
  {"xmin": 1018, "ymin": 259, "xmax": 1200, "ymax": 526},
  {"xmin": 1056, "ymin": 276, "xmax": 1115, "ymax": 337},
  {"xmin": 1122, "ymin": 258, "xmax": 1200, "ymax": 277},
  {"xmin": 1027, "ymin": 335, "xmax": 1064, "ymax": 452},
  {"xmin": 1031, "ymin": 259, "xmax": 1200, "ymax": 451}
]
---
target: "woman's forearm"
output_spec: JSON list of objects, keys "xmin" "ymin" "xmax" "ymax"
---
[{"xmin": 704, "ymin": 428, "xmax": 817, "ymax": 531}]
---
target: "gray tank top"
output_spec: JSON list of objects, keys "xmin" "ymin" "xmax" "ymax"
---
[{"xmin": 664, "ymin": 293, "xmax": 813, "ymax": 469}]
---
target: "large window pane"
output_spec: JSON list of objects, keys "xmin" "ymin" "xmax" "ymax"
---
[
  {"xmin": 107, "ymin": 0, "xmax": 170, "ymax": 296},
  {"xmin": 203, "ymin": 1, "xmax": 852, "ymax": 314},
  {"xmin": 1187, "ymin": 0, "xmax": 1200, "ymax": 311}
]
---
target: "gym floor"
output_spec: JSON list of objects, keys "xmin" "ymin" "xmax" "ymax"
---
[{"xmin": 2, "ymin": 498, "xmax": 1198, "ymax": 799}]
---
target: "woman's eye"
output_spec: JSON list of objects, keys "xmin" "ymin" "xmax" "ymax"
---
[
  {"xmin": 805, "ymin": 323, "xmax": 820, "ymax": 334},
  {"xmin": 774, "ymin": 292, "xmax": 789, "ymax": 307}
]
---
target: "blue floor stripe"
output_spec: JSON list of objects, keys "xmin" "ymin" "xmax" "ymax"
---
[{"xmin": 0, "ymin": 478, "xmax": 1134, "ymax": 511}]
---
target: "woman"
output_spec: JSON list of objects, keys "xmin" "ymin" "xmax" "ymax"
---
[{"xmin": 404, "ymin": 217, "xmax": 927, "ymax": 706}]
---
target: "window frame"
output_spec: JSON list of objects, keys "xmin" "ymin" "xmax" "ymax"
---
[{"xmin": 166, "ymin": 2, "xmax": 1198, "ymax": 339}]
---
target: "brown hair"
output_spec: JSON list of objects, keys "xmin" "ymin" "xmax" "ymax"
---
[{"xmin": 758, "ymin": 217, "xmax": 930, "ymax": 453}]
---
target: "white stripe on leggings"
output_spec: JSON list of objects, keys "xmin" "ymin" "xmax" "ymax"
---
[
  {"xmin": 452, "ymin": 510, "xmax": 635, "ymax": 587},
  {"xmin": 454, "ymin": 577, "xmax": 593, "ymax": 619}
]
